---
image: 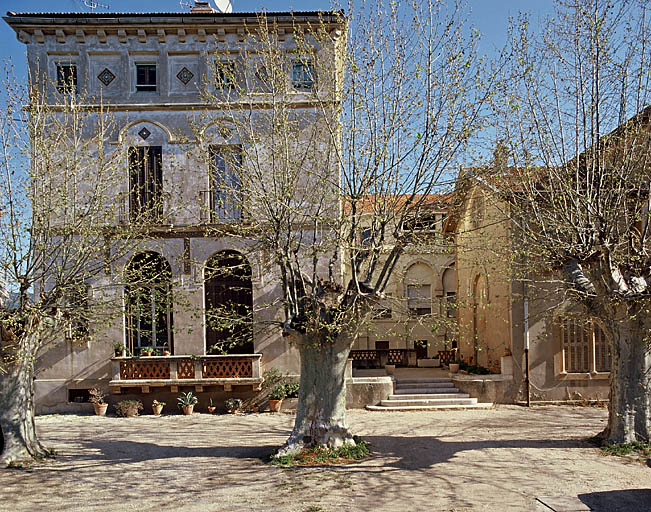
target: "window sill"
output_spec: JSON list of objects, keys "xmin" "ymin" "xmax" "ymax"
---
[{"xmin": 556, "ymin": 372, "xmax": 610, "ymax": 381}]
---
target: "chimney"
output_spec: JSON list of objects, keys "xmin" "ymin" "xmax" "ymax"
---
[{"xmin": 191, "ymin": 1, "xmax": 215, "ymax": 13}]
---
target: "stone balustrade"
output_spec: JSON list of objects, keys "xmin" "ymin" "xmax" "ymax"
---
[{"xmin": 109, "ymin": 354, "xmax": 263, "ymax": 394}]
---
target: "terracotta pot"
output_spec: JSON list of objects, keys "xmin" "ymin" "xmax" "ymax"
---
[
  {"xmin": 162, "ymin": 350, "xmax": 171, "ymax": 356},
  {"xmin": 268, "ymin": 399, "xmax": 283, "ymax": 412},
  {"xmin": 93, "ymin": 403, "xmax": 108, "ymax": 416},
  {"xmin": 385, "ymin": 364, "xmax": 395, "ymax": 375},
  {"xmin": 207, "ymin": 406, "xmax": 216, "ymax": 414},
  {"xmin": 152, "ymin": 404, "xmax": 164, "ymax": 416},
  {"xmin": 449, "ymin": 363, "xmax": 460, "ymax": 373},
  {"xmin": 182, "ymin": 405, "xmax": 194, "ymax": 415},
  {"xmin": 251, "ymin": 405, "xmax": 260, "ymax": 413},
  {"xmin": 228, "ymin": 409, "xmax": 239, "ymax": 414}
]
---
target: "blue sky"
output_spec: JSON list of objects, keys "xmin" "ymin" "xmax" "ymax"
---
[{"xmin": 0, "ymin": 0, "xmax": 555, "ymax": 82}]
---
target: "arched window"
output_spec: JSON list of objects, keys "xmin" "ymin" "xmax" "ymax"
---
[
  {"xmin": 204, "ymin": 250, "xmax": 253, "ymax": 354},
  {"xmin": 124, "ymin": 252, "xmax": 173, "ymax": 356}
]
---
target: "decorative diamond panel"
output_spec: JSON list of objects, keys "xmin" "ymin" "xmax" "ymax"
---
[
  {"xmin": 138, "ymin": 127, "xmax": 151, "ymax": 140},
  {"xmin": 387, "ymin": 349, "xmax": 405, "ymax": 365},
  {"xmin": 177, "ymin": 359, "xmax": 196, "ymax": 379},
  {"xmin": 202, "ymin": 358, "xmax": 252, "ymax": 378},
  {"xmin": 176, "ymin": 67, "xmax": 194, "ymax": 85},
  {"xmin": 120, "ymin": 360, "xmax": 170, "ymax": 380},
  {"xmin": 97, "ymin": 68, "xmax": 116, "ymax": 86},
  {"xmin": 437, "ymin": 349, "xmax": 458, "ymax": 366}
]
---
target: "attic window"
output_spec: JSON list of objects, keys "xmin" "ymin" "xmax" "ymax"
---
[
  {"xmin": 56, "ymin": 64, "xmax": 77, "ymax": 94},
  {"xmin": 291, "ymin": 60, "xmax": 315, "ymax": 91},
  {"xmin": 403, "ymin": 213, "xmax": 442, "ymax": 231},
  {"xmin": 136, "ymin": 64, "xmax": 157, "ymax": 92}
]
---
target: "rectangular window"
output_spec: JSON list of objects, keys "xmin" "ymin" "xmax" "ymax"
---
[
  {"xmin": 372, "ymin": 306, "xmax": 392, "ymax": 319},
  {"xmin": 375, "ymin": 340, "xmax": 390, "ymax": 350},
  {"xmin": 291, "ymin": 60, "xmax": 315, "ymax": 91},
  {"xmin": 56, "ymin": 64, "xmax": 77, "ymax": 94},
  {"xmin": 215, "ymin": 60, "xmax": 236, "ymax": 90},
  {"xmin": 445, "ymin": 291, "xmax": 457, "ymax": 318},
  {"xmin": 136, "ymin": 64, "xmax": 157, "ymax": 92},
  {"xmin": 129, "ymin": 146, "xmax": 163, "ymax": 221},
  {"xmin": 64, "ymin": 283, "xmax": 89, "ymax": 339},
  {"xmin": 561, "ymin": 318, "xmax": 611, "ymax": 373},
  {"xmin": 407, "ymin": 284, "xmax": 431, "ymax": 316},
  {"xmin": 209, "ymin": 145, "xmax": 242, "ymax": 222}
]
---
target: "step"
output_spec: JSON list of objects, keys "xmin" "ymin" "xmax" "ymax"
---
[
  {"xmin": 380, "ymin": 398, "xmax": 479, "ymax": 407},
  {"xmin": 394, "ymin": 378, "xmax": 453, "ymax": 384},
  {"xmin": 395, "ymin": 381, "xmax": 454, "ymax": 388},
  {"xmin": 366, "ymin": 403, "xmax": 493, "ymax": 411},
  {"xmin": 388, "ymin": 393, "xmax": 470, "ymax": 400},
  {"xmin": 394, "ymin": 387, "xmax": 460, "ymax": 394}
]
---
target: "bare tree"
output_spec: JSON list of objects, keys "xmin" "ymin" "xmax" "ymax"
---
[
  {"xmin": 197, "ymin": 0, "xmax": 490, "ymax": 455},
  {"xmin": 494, "ymin": 0, "xmax": 651, "ymax": 443},
  {"xmin": 0, "ymin": 69, "xmax": 142, "ymax": 465}
]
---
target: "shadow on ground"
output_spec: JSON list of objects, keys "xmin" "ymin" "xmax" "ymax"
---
[
  {"xmin": 578, "ymin": 489, "xmax": 651, "ymax": 512},
  {"xmin": 363, "ymin": 434, "xmax": 590, "ymax": 469}
]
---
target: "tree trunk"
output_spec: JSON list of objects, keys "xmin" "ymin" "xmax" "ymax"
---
[
  {"xmin": 276, "ymin": 333, "xmax": 355, "ymax": 456},
  {"xmin": 605, "ymin": 315, "xmax": 651, "ymax": 444},
  {"xmin": 0, "ymin": 333, "xmax": 50, "ymax": 466}
]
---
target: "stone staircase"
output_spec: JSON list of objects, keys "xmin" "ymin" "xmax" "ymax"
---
[{"xmin": 366, "ymin": 376, "xmax": 493, "ymax": 411}]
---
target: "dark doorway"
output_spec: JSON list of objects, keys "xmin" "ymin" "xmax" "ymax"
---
[{"xmin": 204, "ymin": 250, "xmax": 253, "ymax": 354}]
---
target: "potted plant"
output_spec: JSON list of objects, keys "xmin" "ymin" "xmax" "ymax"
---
[
  {"xmin": 268, "ymin": 384, "xmax": 286, "ymax": 412},
  {"xmin": 140, "ymin": 347, "xmax": 156, "ymax": 357},
  {"xmin": 89, "ymin": 387, "xmax": 108, "ymax": 416},
  {"xmin": 207, "ymin": 398, "xmax": 216, "ymax": 414},
  {"xmin": 115, "ymin": 399, "xmax": 143, "ymax": 417},
  {"xmin": 113, "ymin": 342, "xmax": 127, "ymax": 358},
  {"xmin": 162, "ymin": 345, "xmax": 171, "ymax": 356},
  {"xmin": 177, "ymin": 391, "xmax": 198, "ymax": 415},
  {"xmin": 152, "ymin": 400, "xmax": 165, "ymax": 416},
  {"xmin": 449, "ymin": 360, "xmax": 461, "ymax": 373},
  {"xmin": 225, "ymin": 398, "xmax": 242, "ymax": 414}
]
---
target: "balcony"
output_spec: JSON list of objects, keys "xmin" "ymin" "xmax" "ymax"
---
[{"xmin": 109, "ymin": 354, "xmax": 263, "ymax": 394}]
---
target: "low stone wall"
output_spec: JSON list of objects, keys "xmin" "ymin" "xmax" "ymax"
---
[
  {"xmin": 451, "ymin": 374, "xmax": 516, "ymax": 404},
  {"xmin": 346, "ymin": 376, "xmax": 394, "ymax": 408}
]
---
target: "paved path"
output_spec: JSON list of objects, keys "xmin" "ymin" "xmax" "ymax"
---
[{"xmin": 0, "ymin": 406, "xmax": 648, "ymax": 511}]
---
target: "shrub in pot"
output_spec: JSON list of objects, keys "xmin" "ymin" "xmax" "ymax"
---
[
  {"xmin": 113, "ymin": 342, "xmax": 127, "ymax": 358},
  {"xmin": 152, "ymin": 400, "xmax": 165, "ymax": 416},
  {"xmin": 115, "ymin": 399, "xmax": 143, "ymax": 418},
  {"xmin": 268, "ymin": 384, "xmax": 286, "ymax": 412},
  {"xmin": 89, "ymin": 387, "xmax": 108, "ymax": 416},
  {"xmin": 225, "ymin": 398, "xmax": 242, "ymax": 414},
  {"xmin": 140, "ymin": 347, "xmax": 156, "ymax": 357},
  {"xmin": 207, "ymin": 398, "xmax": 216, "ymax": 414},
  {"xmin": 177, "ymin": 391, "xmax": 198, "ymax": 415}
]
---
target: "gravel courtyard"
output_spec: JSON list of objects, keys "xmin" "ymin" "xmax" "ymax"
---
[{"xmin": 0, "ymin": 406, "xmax": 649, "ymax": 512}]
